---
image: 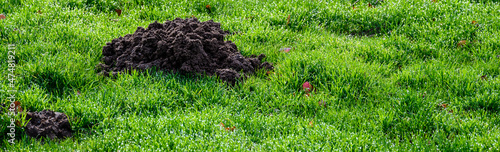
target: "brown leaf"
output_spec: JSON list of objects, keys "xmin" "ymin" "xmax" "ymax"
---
[
  {"xmin": 309, "ymin": 120, "xmax": 314, "ymax": 128},
  {"xmin": 205, "ymin": 4, "xmax": 212, "ymax": 13},
  {"xmin": 286, "ymin": 14, "xmax": 291, "ymax": 26},
  {"xmin": 115, "ymin": 9, "xmax": 122, "ymax": 16},
  {"xmin": 472, "ymin": 20, "xmax": 477, "ymax": 24},
  {"xmin": 37, "ymin": 10, "xmax": 42, "ymax": 14},
  {"xmin": 481, "ymin": 75, "xmax": 487, "ymax": 80},
  {"xmin": 220, "ymin": 123, "xmax": 235, "ymax": 131},
  {"xmin": 15, "ymin": 120, "xmax": 22, "ymax": 127},
  {"xmin": 457, "ymin": 40, "xmax": 467, "ymax": 47},
  {"xmin": 432, "ymin": 0, "xmax": 437, "ymax": 2},
  {"xmin": 318, "ymin": 100, "xmax": 327, "ymax": 108},
  {"xmin": 0, "ymin": 14, "xmax": 6, "ymax": 20},
  {"xmin": 368, "ymin": 3, "xmax": 374, "ymax": 8},
  {"xmin": 225, "ymin": 126, "xmax": 236, "ymax": 132},
  {"xmin": 13, "ymin": 101, "xmax": 23, "ymax": 112},
  {"xmin": 440, "ymin": 103, "xmax": 448, "ymax": 109}
]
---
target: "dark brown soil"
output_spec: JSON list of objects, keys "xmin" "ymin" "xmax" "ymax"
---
[
  {"xmin": 98, "ymin": 17, "xmax": 273, "ymax": 84},
  {"xmin": 25, "ymin": 110, "xmax": 72, "ymax": 139},
  {"xmin": 215, "ymin": 69, "xmax": 241, "ymax": 85}
]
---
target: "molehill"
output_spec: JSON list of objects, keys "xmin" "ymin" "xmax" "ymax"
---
[
  {"xmin": 98, "ymin": 18, "xmax": 273, "ymax": 84},
  {"xmin": 25, "ymin": 110, "xmax": 72, "ymax": 139}
]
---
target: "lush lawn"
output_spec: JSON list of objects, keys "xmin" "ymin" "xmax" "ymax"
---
[{"xmin": 1, "ymin": 0, "xmax": 500, "ymax": 151}]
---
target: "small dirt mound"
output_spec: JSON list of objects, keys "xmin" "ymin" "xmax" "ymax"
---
[
  {"xmin": 25, "ymin": 110, "xmax": 72, "ymax": 139},
  {"xmin": 98, "ymin": 17, "xmax": 273, "ymax": 84}
]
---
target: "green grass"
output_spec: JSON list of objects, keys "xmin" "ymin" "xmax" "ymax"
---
[{"xmin": 1, "ymin": 0, "xmax": 500, "ymax": 151}]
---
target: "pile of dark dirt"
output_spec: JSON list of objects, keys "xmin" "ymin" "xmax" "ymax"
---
[
  {"xmin": 25, "ymin": 110, "xmax": 72, "ymax": 139},
  {"xmin": 98, "ymin": 17, "xmax": 273, "ymax": 84}
]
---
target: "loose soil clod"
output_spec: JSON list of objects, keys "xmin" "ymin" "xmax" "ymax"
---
[
  {"xmin": 215, "ymin": 69, "xmax": 241, "ymax": 85},
  {"xmin": 25, "ymin": 110, "xmax": 72, "ymax": 139},
  {"xmin": 98, "ymin": 17, "xmax": 273, "ymax": 84}
]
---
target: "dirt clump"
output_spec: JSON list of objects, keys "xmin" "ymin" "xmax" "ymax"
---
[
  {"xmin": 215, "ymin": 69, "xmax": 241, "ymax": 85},
  {"xmin": 25, "ymin": 110, "xmax": 72, "ymax": 139},
  {"xmin": 98, "ymin": 17, "xmax": 273, "ymax": 84}
]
